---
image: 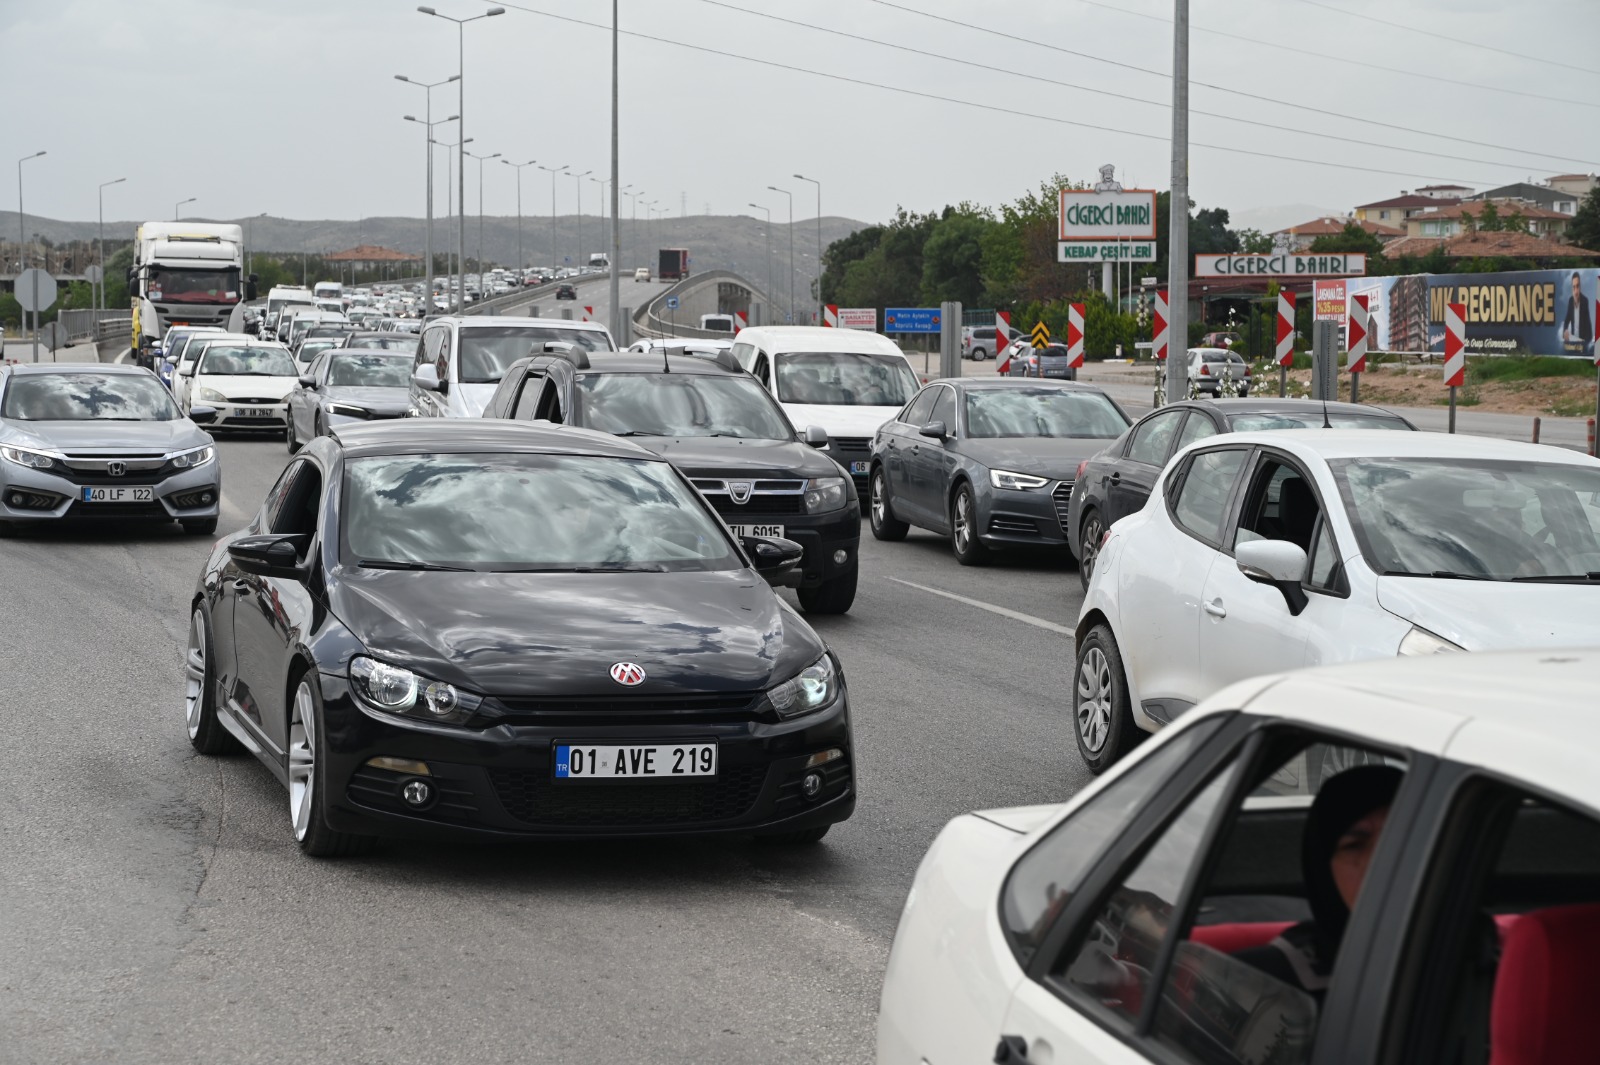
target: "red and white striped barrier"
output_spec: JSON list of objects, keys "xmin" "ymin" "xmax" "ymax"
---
[
  {"xmin": 823, "ymin": 304, "xmax": 838, "ymax": 328},
  {"xmin": 1276, "ymin": 291, "xmax": 1296, "ymax": 367},
  {"xmin": 1066, "ymin": 303, "xmax": 1085, "ymax": 369},
  {"xmin": 996, "ymin": 310, "xmax": 1011, "ymax": 357},
  {"xmin": 1152, "ymin": 290, "xmax": 1169, "ymax": 361},
  {"xmin": 1443, "ymin": 301, "xmax": 1466, "ymax": 386},
  {"xmin": 1347, "ymin": 294, "xmax": 1368, "ymax": 374},
  {"xmin": 733, "ymin": 310, "xmax": 747, "ymax": 334}
]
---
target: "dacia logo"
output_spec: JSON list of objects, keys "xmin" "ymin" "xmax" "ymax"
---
[{"xmin": 728, "ymin": 481, "xmax": 754, "ymax": 504}]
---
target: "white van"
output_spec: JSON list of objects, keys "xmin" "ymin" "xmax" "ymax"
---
[
  {"xmin": 410, "ymin": 315, "xmax": 617, "ymax": 419},
  {"xmin": 700, "ymin": 313, "xmax": 735, "ymax": 333},
  {"xmin": 730, "ymin": 326, "xmax": 921, "ymax": 484},
  {"xmin": 313, "ymin": 281, "xmax": 344, "ymax": 303}
]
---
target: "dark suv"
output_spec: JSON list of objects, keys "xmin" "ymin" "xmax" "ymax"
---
[{"xmin": 483, "ymin": 347, "xmax": 862, "ymax": 613}]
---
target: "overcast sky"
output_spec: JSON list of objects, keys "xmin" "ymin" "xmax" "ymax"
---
[{"xmin": 6, "ymin": 0, "xmax": 1598, "ymax": 234}]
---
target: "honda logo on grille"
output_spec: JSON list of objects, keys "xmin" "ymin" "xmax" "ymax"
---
[
  {"xmin": 728, "ymin": 481, "xmax": 753, "ymax": 504},
  {"xmin": 106, "ymin": 462, "xmax": 126, "ymax": 477},
  {"xmin": 609, "ymin": 662, "xmax": 647, "ymax": 687}
]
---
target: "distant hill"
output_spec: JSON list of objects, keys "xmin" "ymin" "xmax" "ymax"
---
[{"xmin": 0, "ymin": 211, "xmax": 867, "ymax": 297}]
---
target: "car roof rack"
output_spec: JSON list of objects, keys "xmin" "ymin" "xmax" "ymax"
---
[{"xmin": 542, "ymin": 341, "xmax": 590, "ymax": 370}]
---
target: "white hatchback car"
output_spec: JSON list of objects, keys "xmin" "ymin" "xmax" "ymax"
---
[
  {"xmin": 878, "ymin": 649, "xmax": 1600, "ymax": 1065},
  {"xmin": 1074, "ymin": 430, "xmax": 1600, "ymax": 772},
  {"xmin": 178, "ymin": 341, "xmax": 300, "ymax": 435},
  {"xmin": 409, "ymin": 316, "xmax": 617, "ymax": 420}
]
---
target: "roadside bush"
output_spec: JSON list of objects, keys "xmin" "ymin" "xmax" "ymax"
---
[{"xmin": 1468, "ymin": 355, "xmax": 1594, "ymax": 383}]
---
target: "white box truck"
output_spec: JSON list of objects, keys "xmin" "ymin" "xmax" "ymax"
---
[{"xmin": 130, "ymin": 222, "xmax": 255, "ymax": 360}]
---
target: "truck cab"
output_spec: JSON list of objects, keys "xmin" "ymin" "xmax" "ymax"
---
[{"xmin": 130, "ymin": 222, "xmax": 254, "ymax": 359}]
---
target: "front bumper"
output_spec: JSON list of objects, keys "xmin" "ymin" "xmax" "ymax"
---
[
  {"xmin": 210, "ymin": 400, "xmax": 288, "ymax": 430},
  {"xmin": 978, "ymin": 480, "xmax": 1072, "ymax": 549},
  {"xmin": 317, "ymin": 674, "xmax": 857, "ymax": 840},
  {"xmin": 0, "ymin": 460, "xmax": 221, "ymax": 526}
]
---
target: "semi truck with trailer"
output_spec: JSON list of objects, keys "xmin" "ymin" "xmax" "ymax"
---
[
  {"xmin": 658, "ymin": 248, "xmax": 689, "ymax": 282},
  {"xmin": 130, "ymin": 222, "xmax": 255, "ymax": 361}
]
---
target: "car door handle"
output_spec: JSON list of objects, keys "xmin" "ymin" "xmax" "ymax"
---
[
  {"xmin": 994, "ymin": 1035, "xmax": 1037, "ymax": 1064},
  {"xmin": 1109, "ymin": 471, "xmax": 1121, "ymax": 485},
  {"xmin": 1204, "ymin": 598, "xmax": 1227, "ymax": 618},
  {"xmin": 231, "ymin": 579, "xmax": 252, "ymax": 593}
]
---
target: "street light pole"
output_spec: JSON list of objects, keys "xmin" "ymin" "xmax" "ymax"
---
[
  {"xmin": 768, "ymin": 185, "xmax": 794, "ymax": 324},
  {"xmin": 467, "ymin": 149, "xmax": 500, "ymax": 276},
  {"xmin": 748, "ymin": 203, "xmax": 772, "ymax": 321},
  {"xmin": 175, "ymin": 197, "xmax": 196, "ymax": 222},
  {"xmin": 570, "ymin": 170, "xmax": 592, "ymax": 272},
  {"xmin": 539, "ymin": 164, "xmax": 567, "ymax": 272},
  {"xmin": 795, "ymin": 173, "xmax": 822, "ymax": 323},
  {"xmin": 419, "ymin": 4, "xmax": 504, "ymax": 314},
  {"xmin": 97, "ymin": 177, "xmax": 125, "ymax": 313},
  {"xmin": 18, "ymin": 150, "xmax": 46, "ymax": 361},
  {"xmin": 502, "ymin": 159, "xmax": 536, "ymax": 272},
  {"xmin": 608, "ymin": 0, "xmax": 621, "ymax": 341},
  {"xmin": 397, "ymin": 73, "xmax": 459, "ymax": 310},
  {"xmin": 1166, "ymin": 0, "xmax": 1191, "ymax": 408}
]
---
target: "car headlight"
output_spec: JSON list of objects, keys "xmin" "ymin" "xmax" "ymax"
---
[
  {"xmin": 804, "ymin": 475, "xmax": 848, "ymax": 513},
  {"xmin": 348, "ymin": 655, "xmax": 483, "ymax": 724},
  {"xmin": 197, "ymin": 387, "xmax": 229, "ymax": 403},
  {"xmin": 1397, "ymin": 625, "xmax": 1465, "ymax": 656},
  {"xmin": 168, "ymin": 445, "xmax": 214, "ymax": 469},
  {"xmin": 990, "ymin": 469, "xmax": 1050, "ymax": 491},
  {"xmin": 326, "ymin": 403, "xmax": 371, "ymax": 419},
  {"xmin": 767, "ymin": 655, "xmax": 838, "ymax": 719},
  {"xmin": 0, "ymin": 444, "xmax": 60, "ymax": 470}
]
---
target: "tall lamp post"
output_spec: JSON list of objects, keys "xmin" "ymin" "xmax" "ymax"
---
[
  {"xmin": 175, "ymin": 197, "xmax": 196, "ymax": 221},
  {"xmin": 97, "ymin": 177, "xmax": 126, "ymax": 313},
  {"xmin": 502, "ymin": 158, "xmax": 536, "ymax": 272},
  {"xmin": 625, "ymin": 189, "xmax": 643, "ymax": 270},
  {"xmin": 434, "ymin": 134, "xmax": 473, "ymax": 308},
  {"xmin": 539, "ymin": 164, "xmax": 567, "ymax": 272},
  {"xmin": 569, "ymin": 170, "xmax": 592, "ymax": 272},
  {"xmin": 466, "ymin": 148, "xmax": 501, "ymax": 277},
  {"xmin": 794, "ymin": 173, "xmax": 822, "ymax": 323},
  {"xmin": 405, "ymin": 112, "xmax": 459, "ymax": 303},
  {"xmin": 748, "ymin": 203, "xmax": 773, "ymax": 321},
  {"xmin": 418, "ymin": 4, "xmax": 504, "ymax": 317},
  {"xmin": 244, "ymin": 211, "xmax": 267, "ymax": 280},
  {"xmin": 18, "ymin": 150, "xmax": 46, "ymax": 361},
  {"xmin": 767, "ymin": 184, "xmax": 794, "ymax": 324},
  {"xmin": 397, "ymin": 73, "xmax": 459, "ymax": 308}
]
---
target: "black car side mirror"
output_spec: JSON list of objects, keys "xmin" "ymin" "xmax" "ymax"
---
[
  {"xmin": 188, "ymin": 405, "xmax": 218, "ymax": 425},
  {"xmin": 298, "ymin": 375, "xmax": 316, "ymax": 389},
  {"xmin": 741, "ymin": 534, "xmax": 804, "ymax": 587},
  {"xmin": 227, "ymin": 533, "xmax": 310, "ymax": 580},
  {"xmin": 919, "ymin": 420, "xmax": 947, "ymax": 440}
]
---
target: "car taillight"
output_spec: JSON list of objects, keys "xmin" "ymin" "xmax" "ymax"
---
[
  {"xmin": 1199, "ymin": 364, "xmax": 1211, "ymax": 376},
  {"xmin": 1075, "ymin": 460, "xmax": 1089, "ymax": 481}
]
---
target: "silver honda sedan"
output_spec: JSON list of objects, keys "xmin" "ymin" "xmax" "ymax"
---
[{"xmin": 0, "ymin": 363, "xmax": 222, "ymax": 536}]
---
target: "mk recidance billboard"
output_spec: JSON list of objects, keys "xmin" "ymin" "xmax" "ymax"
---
[{"xmin": 1341, "ymin": 268, "xmax": 1598, "ymax": 358}]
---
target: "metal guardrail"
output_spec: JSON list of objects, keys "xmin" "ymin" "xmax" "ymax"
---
[
  {"xmin": 461, "ymin": 272, "xmax": 610, "ymax": 317},
  {"xmin": 57, "ymin": 309, "xmax": 132, "ymax": 341},
  {"xmin": 632, "ymin": 270, "xmax": 764, "ymax": 340}
]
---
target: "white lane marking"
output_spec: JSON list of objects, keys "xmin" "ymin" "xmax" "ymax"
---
[{"xmin": 884, "ymin": 577, "xmax": 1075, "ymax": 637}]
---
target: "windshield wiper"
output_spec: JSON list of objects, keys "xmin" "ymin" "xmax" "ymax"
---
[
  {"xmin": 489, "ymin": 563, "xmax": 667, "ymax": 573},
  {"xmin": 1510, "ymin": 572, "xmax": 1600, "ymax": 583},
  {"xmin": 1383, "ymin": 570, "xmax": 1495, "ymax": 581},
  {"xmin": 356, "ymin": 559, "xmax": 473, "ymax": 572},
  {"xmin": 610, "ymin": 430, "xmax": 660, "ymax": 437}
]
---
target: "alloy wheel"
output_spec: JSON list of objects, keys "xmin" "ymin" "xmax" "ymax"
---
[
  {"xmin": 184, "ymin": 611, "xmax": 206, "ymax": 740},
  {"xmin": 287, "ymin": 681, "xmax": 316, "ymax": 842},
  {"xmin": 1080, "ymin": 514, "xmax": 1104, "ymax": 584},
  {"xmin": 871, "ymin": 471, "xmax": 887, "ymax": 527},
  {"xmin": 1077, "ymin": 647, "xmax": 1114, "ymax": 754},
  {"xmin": 953, "ymin": 490, "xmax": 973, "ymax": 553}
]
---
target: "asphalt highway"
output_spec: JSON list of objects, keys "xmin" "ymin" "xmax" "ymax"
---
[{"xmin": 0, "ymin": 432, "xmax": 1092, "ymax": 1065}]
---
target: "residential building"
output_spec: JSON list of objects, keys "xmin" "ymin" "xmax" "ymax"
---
[
  {"xmin": 1547, "ymin": 174, "xmax": 1598, "ymax": 199},
  {"xmin": 1467, "ymin": 182, "xmax": 1579, "ymax": 216},
  {"xmin": 1405, "ymin": 200, "xmax": 1572, "ymax": 242},
  {"xmin": 1353, "ymin": 192, "xmax": 1462, "ymax": 225},
  {"xmin": 1413, "ymin": 183, "xmax": 1474, "ymax": 200},
  {"xmin": 1272, "ymin": 215, "xmax": 1403, "ymax": 252},
  {"xmin": 1381, "ymin": 230, "xmax": 1600, "ymax": 264}
]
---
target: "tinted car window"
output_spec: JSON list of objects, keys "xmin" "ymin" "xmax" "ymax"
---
[
  {"xmin": 326, "ymin": 354, "xmax": 412, "ymax": 388},
  {"xmin": 1126, "ymin": 409, "xmax": 1186, "ymax": 465},
  {"xmin": 930, "ymin": 386, "xmax": 956, "ymax": 430},
  {"xmin": 964, "ymin": 389, "xmax": 1127, "ymax": 439},
  {"xmin": 901, "ymin": 388, "xmax": 938, "ymax": 428},
  {"xmin": 342, "ymin": 453, "xmax": 738, "ymax": 572},
  {"xmin": 1227, "ymin": 412, "xmax": 1411, "ymax": 432},
  {"xmin": 1174, "ymin": 411, "xmax": 1219, "ymax": 450},
  {"xmin": 1173, "ymin": 449, "xmax": 1249, "ymax": 544},
  {"xmin": 1, "ymin": 373, "xmax": 180, "ymax": 421},
  {"xmin": 774, "ymin": 352, "xmax": 918, "ymax": 406},
  {"xmin": 458, "ymin": 326, "xmax": 614, "ymax": 383},
  {"xmin": 197, "ymin": 346, "xmax": 296, "ymax": 376},
  {"xmin": 575, "ymin": 373, "xmax": 793, "ymax": 440}
]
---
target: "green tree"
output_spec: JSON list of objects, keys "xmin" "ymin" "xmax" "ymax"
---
[
  {"xmin": 1235, "ymin": 228, "xmax": 1274, "ymax": 254},
  {"xmin": 818, "ymin": 224, "xmax": 884, "ymax": 304},
  {"xmin": 920, "ymin": 207, "xmax": 994, "ymax": 306},
  {"xmin": 1567, "ymin": 187, "xmax": 1600, "ymax": 251},
  {"xmin": 1308, "ymin": 220, "xmax": 1384, "ymax": 256}
]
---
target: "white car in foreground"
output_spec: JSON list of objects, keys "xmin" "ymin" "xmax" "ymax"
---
[
  {"xmin": 1074, "ymin": 430, "xmax": 1600, "ymax": 772},
  {"xmin": 177, "ymin": 341, "xmax": 300, "ymax": 435},
  {"xmin": 879, "ymin": 649, "xmax": 1600, "ymax": 1065},
  {"xmin": 731, "ymin": 326, "xmax": 923, "ymax": 485}
]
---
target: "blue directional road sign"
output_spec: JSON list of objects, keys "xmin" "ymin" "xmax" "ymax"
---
[
  {"xmin": 882, "ymin": 308, "xmax": 942, "ymax": 334},
  {"xmin": 665, "ymin": 296, "xmax": 679, "ymax": 310}
]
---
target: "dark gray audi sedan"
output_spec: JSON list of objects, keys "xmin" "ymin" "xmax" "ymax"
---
[
  {"xmin": 867, "ymin": 379, "xmax": 1130, "ymax": 565},
  {"xmin": 0, "ymin": 363, "xmax": 221, "ymax": 535}
]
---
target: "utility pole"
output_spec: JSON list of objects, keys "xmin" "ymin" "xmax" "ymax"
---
[
  {"xmin": 540, "ymin": 164, "xmax": 567, "ymax": 273},
  {"xmin": 398, "ymin": 72, "xmax": 459, "ymax": 310},
  {"xmin": 795, "ymin": 174, "xmax": 822, "ymax": 323},
  {"xmin": 769, "ymin": 185, "xmax": 794, "ymax": 324},
  {"xmin": 503, "ymin": 158, "xmax": 536, "ymax": 272},
  {"xmin": 467, "ymin": 149, "xmax": 500, "ymax": 275},
  {"xmin": 1165, "ymin": 0, "xmax": 1191, "ymax": 408},
  {"xmin": 97, "ymin": 177, "xmax": 126, "ymax": 313}
]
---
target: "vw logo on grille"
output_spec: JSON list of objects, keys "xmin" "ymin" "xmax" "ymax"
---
[
  {"xmin": 609, "ymin": 662, "xmax": 647, "ymax": 687},
  {"xmin": 728, "ymin": 481, "xmax": 754, "ymax": 504},
  {"xmin": 106, "ymin": 462, "xmax": 127, "ymax": 477}
]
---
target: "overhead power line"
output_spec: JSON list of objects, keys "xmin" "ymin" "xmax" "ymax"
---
[
  {"xmin": 1291, "ymin": 0, "xmax": 1600, "ymax": 77},
  {"xmin": 498, "ymin": 2, "xmax": 1509, "ymax": 186},
  {"xmin": 1049, "ymin": 0, "xmax": 1600, "ymax": 111},
  {"xmin": 692, "ymin": 0, "xmax": 1592, "ymax": 174}
]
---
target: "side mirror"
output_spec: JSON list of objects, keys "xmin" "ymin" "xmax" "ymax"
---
[
  {"xmin": 412, "ymin": 364, "xmax": 444, "ymax": 393},
  {"xmin": 802, "ymin": 424, "xmax": 829, "ymax": 448},
  {"xmin": 298, "ymin": 375, "xmax": 316, "ymax": 389},
  {"xmin": 741, "ymin": 534, "xmax": 804, "ymax": 587},
  {"xmin": 179, "ymin": 363, "xmax": 197, "ymax": 376},
  {"xmin": 227, "ymin": 533, "xmax": 309, "ymax": 579},
  {"xmin": 245, "ymin": 279, "xmax": 258, "ymax": 301},
  {"xmin": 1236, "ymin": 539, "xmax": 1309, "ymax": 616},
  {"xmin": 163, "ymin": 354, "xmax": 177, "ymax": 366},
  {"xmin": 188, "ymin": 405, "xmax": 217, "ymax": 425},
  {"xmin": 919, "ymin": 420, "xmax": 948, "ymax": 440}
]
